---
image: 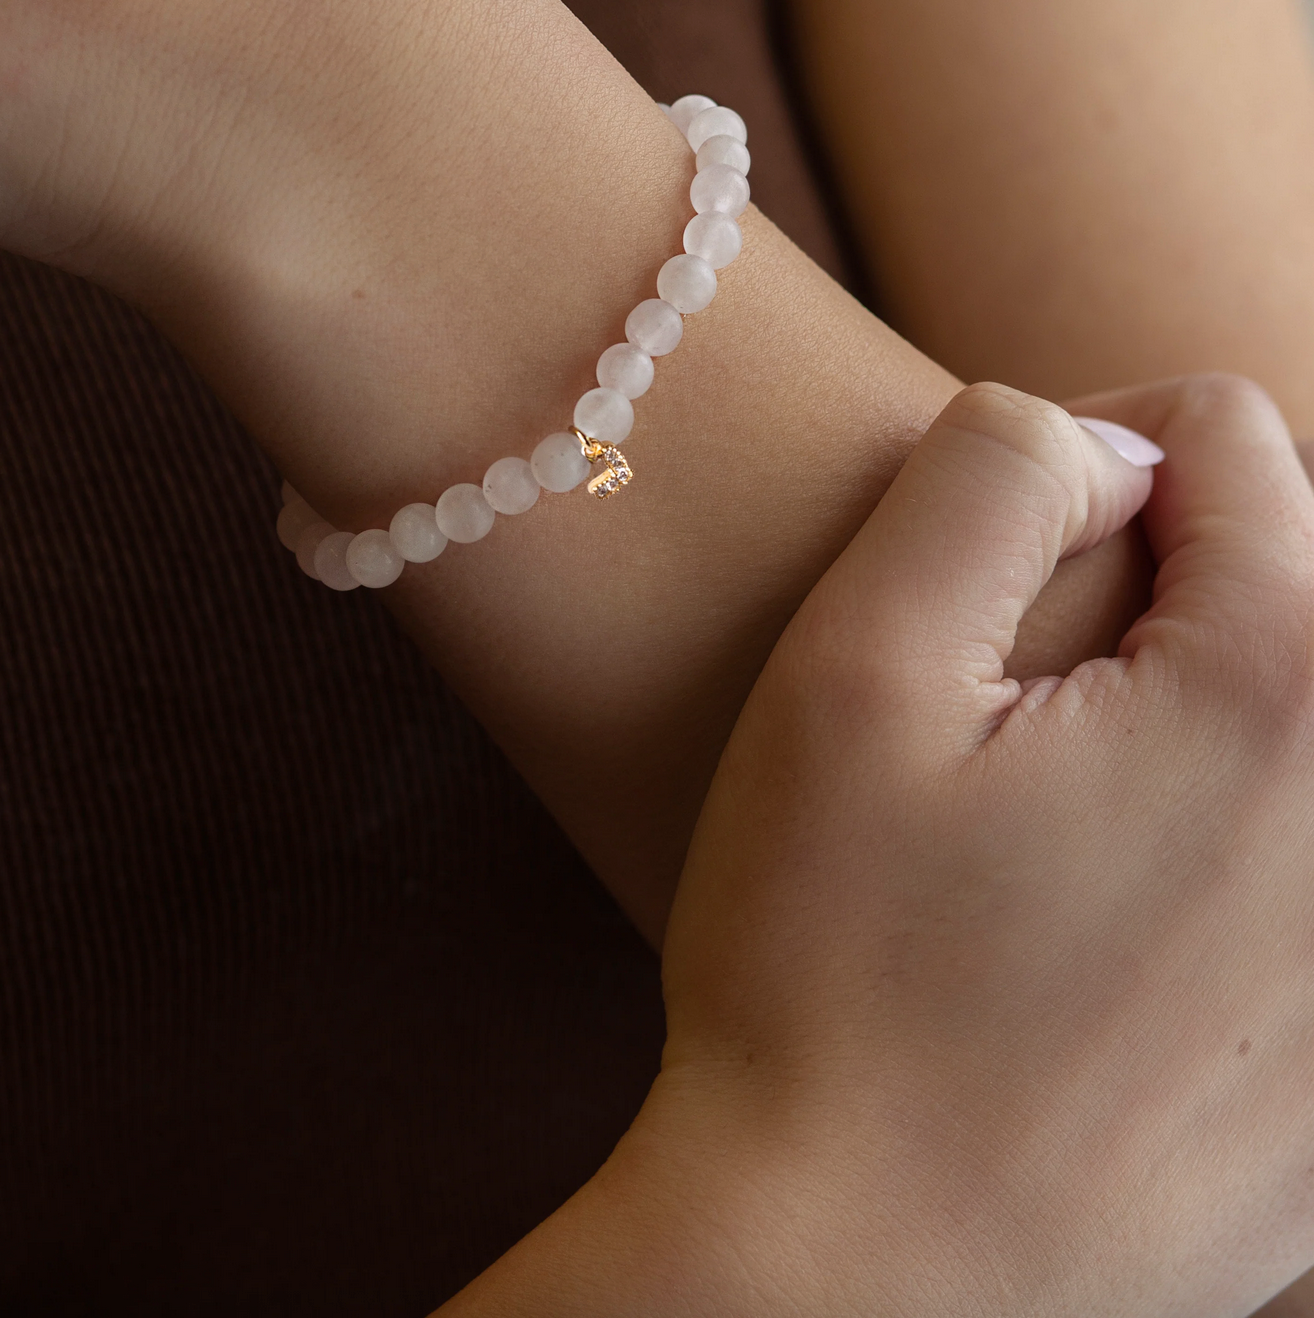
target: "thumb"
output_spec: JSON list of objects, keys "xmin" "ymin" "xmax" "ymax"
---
[{"xmin": 799, "ymin": 382, "xmax": 1161, "ymax": 754}]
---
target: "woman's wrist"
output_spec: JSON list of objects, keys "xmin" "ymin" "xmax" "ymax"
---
[
  {"xmin": 69, "ymin": 0, "xmax": 951, "ymax": 937},
  {"xmin": 0, "ymin": 0, "xmax": 1152, "ymax": 944},
  {"xmin": 437, "ymin": 1071, "xmax": 970, "ymax": 1318}
]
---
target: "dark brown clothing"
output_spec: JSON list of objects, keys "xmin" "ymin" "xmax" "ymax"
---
[{"xmin": 0, "ymin": 5, "xmax": 846, "ymax": 1313}]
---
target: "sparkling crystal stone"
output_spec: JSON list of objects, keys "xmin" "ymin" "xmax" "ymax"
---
[
  {"xmin": 436, "ymin": 483, "xmax": 496, "ymax": 543},
  {"xmin": 483, "ymin": 456, "xmax": 540, "ymax": 514},
  {"xmin": 389, "ymin": 503, "xmax": 447, "ymax": 563},
  {"xmin": 586, "ymin": 446, "xmax": 634, "ymax": 499}
]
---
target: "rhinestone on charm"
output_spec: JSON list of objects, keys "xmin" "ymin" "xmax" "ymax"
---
[
  {"xmin": 586, "ymin": 447, "xmax": 633, "ymax": 499},
  {"xmin": 573, "ymin": 427, "xmax": 634, "ymax": 500}
]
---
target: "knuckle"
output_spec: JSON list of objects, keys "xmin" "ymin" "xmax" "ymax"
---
[
  {"xmin": 937, "ymin": 383, "xmax": 1084, "ymax": 504},
  {"xmin": 1177, "ymin": 372, "xmax": 1282, "ymax": 429},
  {"xmin": 943, "ymin": 382, "xmax": 1073, "ymax": 452},
  {"xmin": 1169, "ymin": 595, "xmax": 1314, "ymax": 753}
]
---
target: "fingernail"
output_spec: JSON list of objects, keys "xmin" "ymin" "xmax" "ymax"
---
[{"xmin": 1075, "ymin": 416, "xmax": 1165, "ymax": 468}]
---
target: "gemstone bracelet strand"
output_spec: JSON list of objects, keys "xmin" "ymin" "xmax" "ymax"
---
[{"xmin": 275, "ymin": 93, "xmax": 750, "ymax": 592}]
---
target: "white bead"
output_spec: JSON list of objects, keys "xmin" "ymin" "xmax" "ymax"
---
[
  {"xmin": 314, "ymin": 531, "xmax": 361, "ymax": 591},
  {"xmin": 436, "ymin": 483, "xmax": 496, "ymax": 543},
  {"xmin": 657, "ymin": 253, "xmax": 717, "ymax": 313},
  {"xmin": 483, "ymin": 456, "xmax": 540, "ymax": 515},
  {"xmin": 657, "ymin": 102, "xmax": 671, "ymax": 116},
  {"xmin": 389, "ymin": 503, "xmax": 447, "ymax": 563},
  {"xmin": 683, "ymin": 212, "xmax": 743, "ymax": 270},
  {"xmin": 596, "ymin": 343, "xmax": 654, "ymax": 399},
  {"xmin": 574, "ymin": 387, "xmax": 634, "ymax": 443},
  {"xmin": 277, "ymin": 498, "xmax": 322, "ymax": 551},
  {"xmin": 687, "ymin": 106, "xmax": 747, "ymax": 152},
  {"xmin": 532, "ymin": 432, "xmax": 591, "ymax": 493},
  {"xmin": 667, "ymin": 94, "xmax": 716, "ymax": 135},
  {"xmin": 696, "ymin": 134, "xmax": 751, "ymax": 176},
  {"xmin": 690, "ymin": 164, "xmax": 750, "ymax": 218},
  {"xmin": 346, "ymin": 528, "xmax": 405, "ymax": 588},
  {"xmin": 281, "ymin": 480, "xmax": 299, "ymax": 505},
  {"xmin": 625, "ymin": 298, "xmax": 684, "ymax": 356},
  {"xmin": 294, "ymin": 521, "xmax": 334, "ymax": 579}
]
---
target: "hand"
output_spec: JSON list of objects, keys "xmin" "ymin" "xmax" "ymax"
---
[{"xmin": 638, "ymin": 377, "xmax": 1314, "ymax": 1315}]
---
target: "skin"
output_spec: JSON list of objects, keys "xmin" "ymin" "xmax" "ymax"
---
[
  {"xmin": 445, "ymin": 377, "xmax": 1314, "ymax": 1314},
  {"xmin": 0, "ymin": 0, "xmax": 1147, "ymax": 947},
  {"xmin": 791, "ymin": 0, "xmax": 1314, "ymax": 433},
  {"xmin": 0, "ymin": 0, "xmax": 1309, "ymax": 1309},
  {"xmin": 791, "ymin": 4, "xmax": 1314, "ymax": 1306}
]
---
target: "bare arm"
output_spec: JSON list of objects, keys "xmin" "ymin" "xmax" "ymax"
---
[
  {"xmin": 790, "ymin": 0, "xmax": 1314, "ymax": 431},
  {"xmin": 0, "ymin": 0, "xmax": 1151, "ymax": 944}
]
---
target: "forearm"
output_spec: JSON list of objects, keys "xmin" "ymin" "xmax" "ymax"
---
[
  {"xmin": 792, "ymin": 0, "xmax": 1314, "ymax": 433},
  {"xmin": 0, "ymin": 0, "xmax": 1150, "ymax": 943}
]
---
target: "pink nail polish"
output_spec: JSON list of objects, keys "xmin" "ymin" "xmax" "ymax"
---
[{"xmin": 1075, "ymin": 416, "xmax": 1165, "ymax": 468}]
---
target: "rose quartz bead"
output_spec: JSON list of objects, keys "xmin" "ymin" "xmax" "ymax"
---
[
  {"xmin": 436, "ymin": 483, "xmax": 496, "ymax": 543},
  {"xmin": 657, "ymin": 254, "xmax": 717, "ymax": 313},
  {"xmin": 687, "ymin": 106, "xmax": 747, "ymax": 152},
  {"xmin": 690, "ymin": 164, "xmax": 750, "ymax": 218},
  {"xmin": 532, "ymin": 432, "xmax": 591, "ymax": 493},
  {"xmin": 667, "ymin": 94, "xmax": 716, "ymax": 135},
  {"xmin": 695, "ymin": 134, "xmax": 751, "ymax": 176},
  {"xmin": 683, "ymin": 212, "xmax": 743, "ymax": 270},
  {"xmin": 483, "ymin": 456, "xmax": 540, "ymax": 515},
  {"xmin": 277, "ymin": 498, "xmax": 322, "ymax": 551},
  {"xmin": 346, "ymin": 528, "xmax": 405, "ymax": 588},
  {"xmin": 294, "ymin": 521, "xmax": 334, "ymax": 579},
  {"xmin": 574, "ymin": 387, "xmax": 634, "ymax": 443},
  {"xmin": 314, "ymin": 531, "xmax": 361, "ymax": 591},
  {"xmin": 596, "ymin": 343, "xmax": 654, "ymax": 399},
  {"xmin": 389, "ymin": 503, "xmax": 446, "ymax": 563},
  {"xmin": 625, "ymin": 298, "xmax": 684, "ymax": 357}
]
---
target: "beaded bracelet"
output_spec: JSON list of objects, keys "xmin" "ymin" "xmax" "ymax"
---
[{"xmin": 275, "ymin": 93, "xmax": 750, "ymax": 592}]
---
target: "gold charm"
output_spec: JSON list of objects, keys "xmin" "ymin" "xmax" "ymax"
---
[{"xmin": 572, "ymin": 427, "xmax": 634, "ymax": 500}]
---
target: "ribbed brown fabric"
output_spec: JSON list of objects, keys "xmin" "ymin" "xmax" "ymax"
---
[{"xmin": 0, "ymin": 4, "xmax": 843, "ymax": 1314}]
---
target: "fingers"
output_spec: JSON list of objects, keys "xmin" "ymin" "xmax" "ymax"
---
[
  {"xmin": 1068, "ymin": 376, "xmax": 1314, "ymax": 683},
  {"xmin": 795, "ymin": 382, "xmax": 1158, "ymax": 751}
]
